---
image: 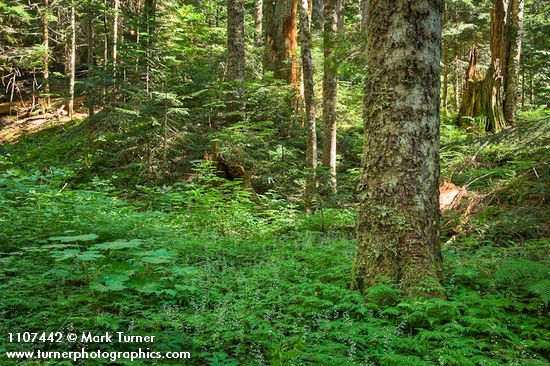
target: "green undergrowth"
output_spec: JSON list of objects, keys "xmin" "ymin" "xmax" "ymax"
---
[
  {"xmin": 1, "ymin": 114, "xmax": 549, "ymax": 365},
  {"xmin": 440, "ymin": 114, "xmax": 549, "ymax": 246}
]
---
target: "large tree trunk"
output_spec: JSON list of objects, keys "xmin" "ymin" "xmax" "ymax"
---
[
  {"xmin": 321, "ymin": 0, "xmax": 341, "ymax": 195},
  {"xmin": 503, "ymin": 0, "xmax": 524, "ymax": 125},
  {"xmin": 42, "ymin": 0, "xmax": 50, "ymax": 108},
  {"xmin": 312, "ymin": 0, "xmax": 324, "ymax": 30},
  {"xmin": 254, "ymin": 0, "xmax": 263, "ymax": 47},
  {"xmin": 68, "ymin": 3, "xmax": 76, "ymax": 118},
  {"xmin": 298, "ymin": 0, "xmax": 318, "ymax": 212},
  {"xmin": 353, "ymin": 0, "xmax": 443, "ymax": 295},
  {"xmin": 227, "ymin": 0, "xmax": 246, "ymax": 82},
  {"xmin": 264, "ymin": 0, "xmax": 299, "ymax": 86}
]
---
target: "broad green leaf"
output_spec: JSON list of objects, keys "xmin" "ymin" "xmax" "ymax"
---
[
  {"xmin": 48, "ymin": 234, "xmax": 99, "ymax": 242},
  {"xmin": 91, "ymin": 240, "xmax": 142, "ymax": 251},
  {"xmin": 51, "ymin": 249, "xmax": 81, "ymax": 261}
]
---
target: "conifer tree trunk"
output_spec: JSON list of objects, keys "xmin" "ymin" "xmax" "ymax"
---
[
  {"xmin": 264, "ymin": 0, "xmax": 299, "ymax": 86},
  {"xmin": 43, "ymin": 0, "xmax": 50, "ymax": 108},
  {"xmin": 103, "ymin": 0, "xmax": 109, "ymax": 104},
  {"xmin": 113, "ymin": 0, "xmax": 119, "ymax": 77},
  {"xmin": 521, "ymin": 69, "xmax": 525, "ymax": 108},
  {"xmin": 144, "ymin": 0, "xmax": 156, "ymax": 97},
  {"xmin": 312, "ymin": 0, "xmax": 323, "ymax": 30},
  {"xmin": 529, "ymin": 73, "xmax": 533, "ymax": 104},
  {"xmin": 227, "ymin": 0, "xmax": 246, "ymax": 82},
  {"xmin": 87, "ymin": 9, "xmax": 94, "ymax": 116},
  {"xmin": 503, "ymin": 0, "xmax": 524, "ymax": 125},
  {"xmin": 353, "ymin": 0, "xmax": 443, "ymax": 295},
  {"xmin": 254, "ymin": 0, "xmax": 263, "ymax": 47},
  {"xmin": 454, "ymin": 56, "xmax": 460, "ymax": 110},
  {"xmin": 360, "ymin": 0, "xmax": 369, "ymax": 34},
  {"xmin": 321, "ymin": 0, "xmax": 341, "ymax": 195},
  {"xmin": 442, "ymin": 49, "xmax": 448, "ymax": 114},
  {"xmin": 68, "ymin": 2, "xmax": 76, "ymax": 118},
  {"xmin": 298, "ymin": 0, "xmax": 317, "ymax": 212}
]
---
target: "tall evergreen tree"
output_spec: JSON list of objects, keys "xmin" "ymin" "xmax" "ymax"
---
[
  {"xmin": 503, "ymin": 0, "xmax": 524, "ymax": 125},
  {"xmin": 321, "ymin": 0, "xmax": 341, "ymax": 194},
  {"xmin": 298, "ymin": 0, "xmax": 318, "ymax": 212},
  {"xmin": 254, "ymin": 0, "xmax": 263, "ymax": 47},
  {"xmin": 353, "ymin": 0, "xmax": 443, "ymax": 295},
  {"xmin": 42, "ymin": 0, "xmax": 51, "ymax": 108},
  {"xmin": 68, "ymin": 2, "xmax": 76, "ymax": 118},
  {"xmin": 226, "ymin": 0, "xmax": 245, "ymax": 82},
  {"xmin": 264, "ymin": 0, "xmax": 299, "ymax": 86}
]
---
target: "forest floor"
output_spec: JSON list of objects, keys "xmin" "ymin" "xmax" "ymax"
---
[{"xmin": 0, "ymin": 111, "xmax": 549, "ymax": 365}]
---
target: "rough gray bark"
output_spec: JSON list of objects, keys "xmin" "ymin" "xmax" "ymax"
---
[
  {"xmin": 321, "ymin": 0, "xmax": 341, "ymax": 194},
  {"xmin": 299, "ymin": 0, "xmax": 318, "ymax": 212},
  {"xmin": 503, "ymin": 0, "xmax": 524, "ymax": 125},
  {"xmin": 353, "ymin": 0, "xmax": 443, "ymax": 295},
  {"xmin": 68, "ymin": 2, "xmax": 76, "ymax": 118},
  {"xmin": 312, "ymin": 0, "xmax": 324, "ymax": 29},
  {"xmin": 254, "ymin": 0, "xmax": 263, "ymax": 47},
  {"xmin": 264, "ymin": 0, "xmax": 299, "ymax": 85},
  {"xmin": 227, "ymin": 0, "xmax": 246, "ymax": 82}
]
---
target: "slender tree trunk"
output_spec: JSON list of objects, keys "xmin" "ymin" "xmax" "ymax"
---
[
  {"xmin": 521, "ymin": 69, "xmax": 525, "ymax": 108},
  {"xmin": 68, "ymin": 2, "xmax": 76, "ymax": 118},
  {"xmin": 87, "ymin": 9, "xmax": 94, "ymax": 116},
  {"xmin": 113, "ymin": 0, "xmax": 119, "ymax": 78},
  {"xmin": 103, "ymin": 0, "xmax": 109, "ymax": 105},
  {"xmin": 254, "ymin": 0, "xmax": 263, "ymax": 47},
  {"xmin": 441, "ymin": 7, "xmax": 448, "ymax": 114},
  {"xmin": 144, "ymin": 0, "xmax": 156, "ymax": 98},
  {"xmin": 163, "ymin": 87, "xmax": 168, "ymax": 175},
  {"xmin": 264, "ymin": 0, "xmax": 299, "ymax": 86},
  {"xmin": 454, "ymin": 57, "xmax": 460, "ymax": 110},
  {"xmin": 43, "ymin": 0, "xmax": 50, "ymax": 108},
  {"xmin": 353, "ymin": 0, "xmax": 443, "ymax": 295},
  {"xmin": 321, "ymin": 0, "xmax": 341, "ymax": 195},
  {"xmin": 360, "ymin": 0, "xmax": 369, "ymax": 34},
  {"xmin": 442, "ymin": 48, "xmax": 448, "ymax": 114},
  {"xmin": 299, "ymin": 0, "xmax": 318, "ymax": 212},
  {"xmin": 227, "ymin": 0, "xmax": 246, "ymax": 82},
  {"xmin": 529, "ymin": 73, "xmax": 533, "ymax": 104},
  {"xmin": 443, "ymin": 68, "xmax": 448, "ymax": 114},
  {"xmin": 503, "ymin": 0, "xmax": 524, "ymax": 125},
  {"xmin": 32, "ymin": 69, "xmax": 37, "ymax": 112}
]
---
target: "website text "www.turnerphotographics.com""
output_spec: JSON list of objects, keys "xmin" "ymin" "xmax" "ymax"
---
[
  {"xmin": 5, "ymin": 348, "xmax": 191, "ymax": 362},
  {"xmin": 4, "ymin": 332, "xmax": 191, "ymax": 362}
]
